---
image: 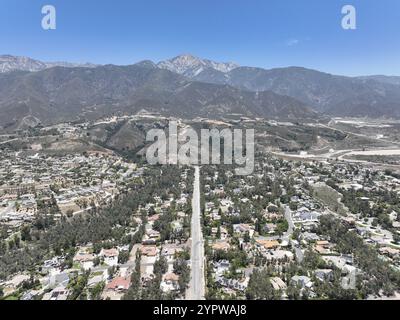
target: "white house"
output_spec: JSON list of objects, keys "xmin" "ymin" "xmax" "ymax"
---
[{"xmin": 100, "ymin": 248, "xmax": 119, "ymax": 266}]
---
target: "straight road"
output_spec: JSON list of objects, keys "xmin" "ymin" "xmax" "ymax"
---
[{"xmin": 186, "ymin": 166, "xmax": 205, "ymax": 300}]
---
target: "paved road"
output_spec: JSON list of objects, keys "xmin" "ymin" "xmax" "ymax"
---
[
  {"xmin": 264, "ymin": 206, "xmax": 294, "ymax": 242},
  {"xmin": 0, "ymin": 138, "xmax": 18, "ymax": 145},
  {"xmin": 187, "ymin": 166, "xmax": 205, "ymax": 300},
  {"xmin": 283, "ymin": 206, "xmax": 294, "ymax": 241},
  {"xmin": 283, "ymin": 206, "xmax": 304, "ymax": 262},
  {"xmin": 264, "ymin": 205, "xmax": 304, "ymax": 263}
]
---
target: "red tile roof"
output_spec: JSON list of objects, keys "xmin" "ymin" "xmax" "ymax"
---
[{"xmin": 106, "ymin": 277, "xmax": 131, "ymax": 291}]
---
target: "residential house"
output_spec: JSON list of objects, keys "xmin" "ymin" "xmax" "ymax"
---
[
  {"xmin": 105, "ymin": 276, "xmax": 131, "ymax": 293},
  {"xmin": 212, "ymin": 241, "xmax": 231, "ymax": 252},
  {"xmin": 256, "ymin": 239, "xmax": 280, "ymax": 250},
  {"xmin": 161, "ymin": 273, "xmax": 180, "ymax": 292},
  {"xmin": 291, "ymin": 275, "xmax": 313, "ymax": 289},
  {"xmin": 42, "ymin": 286, "xmax": 70, "ymax": 301},
  {"xmin": 100, "ymin": 248, "xmax": 119, "ymax": 267},
  {"xmin": 73, "ymin": 252, "xmax": 96, "ymax": 270},
  {"xmin": 315, "ymin": 269, "xmax": 334, "ymax": 282}
]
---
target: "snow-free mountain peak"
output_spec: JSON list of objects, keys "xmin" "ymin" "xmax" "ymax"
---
[
  {"xmin": 0, "ymin": 55, "xmax": 47, "ymax": 73},
  {"xmin": 157, "ymin": 54, "xmax": 239, "ymax": 78},
  {"xmin": 0, "ymin": 54, "xmax": 97, "ymax": 73}
]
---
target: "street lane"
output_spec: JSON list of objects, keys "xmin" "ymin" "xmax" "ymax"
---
[{"xmin": 186, "ymin": 166, "xmax": 205, "ymax": 300}]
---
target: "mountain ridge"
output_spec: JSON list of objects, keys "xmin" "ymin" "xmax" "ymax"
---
[
  {"xmin": 1, "ymin": 53, "xmax": 400, "ymax": 125},
  {"xmin": 0, "ymin": 63, "xmax": 318, "ymax": 130},
  {"xmin": 0, "ymin": 54, "xmax": 97, "ymax": 73}
]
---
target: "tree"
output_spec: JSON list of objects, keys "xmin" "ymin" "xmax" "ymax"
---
[
  {"xmin": 0, "ymin": 241, "xmax": 7, "ymax": 255},
  {"xmin": 289, "ymin": 202, "xmax": 298, "ymax": 211},
  {"xmin": 21, "ymin": 225, "xmax": 31, "ymax": 242},
  {"xmin": 243, "ymin": 231, "xmax": 250, "ymax": 243},
  {"xmin": 302, "ymin": 250, "xmax": 325, "ymax": 270},
  {"xmin": 0, "ymin": 165, "xmax": 185, "ymax": 281},
  {"xmin": 154, "ymin": 255, "xmax": 168, "ymax": 276},
  {"xmin": 67, "ymin": 271, "xmax": 90, "ymax": 300},
  {"xmin": 89, "ymin": 281, "xmax": 105, "ymax": 300},
  {"xmin": 93, "ymin": 257, "xmax": 101, "ymax": 267},
  {"xmin": 118, "ymin": 251, "xmax": 130, "ymax": 264},
  {"xmin": 66, "ymin": 210, "xmax": 74, "ymax": 218},
  {"xmin": 141, "ymin": 274, "xmax": 163, "ymax": 300},
  {"xmin": 123, "ymin": 252, "xmax": 142, "ymax": 300},
  {"xmin": 287, "ymin": 284, "xmax": 301, "ymax": 300},
  {"xmin": 216, "ymin": 225, "xmax": 221, "ymax": 239},
  {"xmin": 108, "ymin": 266, "xmax": 117, "ymax": 278},
  {"xmin": 246, "ymin": 269, "xmax": 276, "ymax": 300},
  {"xmin": 276, "ymin": 220, "xmax": 288, "ymax": 236},
  {"xmin": 13, "ymin": 235, "xmax": 21, "ymax": 248},
  {"xmin": 173, "ymin": 258, "xmax": 190, "ymax": 293}
]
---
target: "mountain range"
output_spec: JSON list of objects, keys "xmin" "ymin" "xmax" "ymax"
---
[
  {"xmin": 163, "ymin": 59, "xmax": 400, "ymax": 118},
  {"xmin": 0, "ymin": 55, "xmax": 97, "ymax": 73},
  {"xmin": 1, "ymin": 54, "xmax": 400, "ymax": 130}
]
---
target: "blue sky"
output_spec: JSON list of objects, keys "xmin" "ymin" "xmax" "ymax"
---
[{"xmin": 0, "ymin": 0, "xmax": 399, "ymax": 76}]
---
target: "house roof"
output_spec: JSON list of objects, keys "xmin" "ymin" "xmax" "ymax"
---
[
  {"xmin": 140, "ymin": 245, "xmax": 157, "ymax": 256},
  {"xmin": 106, "ymin": 277, "xmax": 131, "ymax": 291},
  {"xmin": 147, "ymin": 229, "xmax": 160, "ymax": 236},
  {"xmin": 73, "ymin": 253, "xmax": 95, "ymax": 262},
  {"xmin": 212, "ymin": 241, "xmax": 231, "ymax": 251},
  {"xmin": 162, "ymin": 245, "xmax": 183, "ymax": 256},
  {"xmin": 316, "ymin": 240, "xmax": 331, "ymax": 246},
  {"xmin": 148, "ymin": 214, "xmax": 160, "ymax": 222},
  {"xmin": 164, "ymin": 273, "xmax": 180, "ymax": 282},
  {"xmin": 379, "ymin": 247, "xmax": 400, "ymax": 255},
  {"xmin": 101, "ymin": 248, "xmax": 119, "ymax": 257},
  {"xmin": 270, "ymin": 277, "xmax": 287, "ymax": 290},
  {"xmin": 256, "ymin": 239, "xmax": 280, "ymax": 249}
]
